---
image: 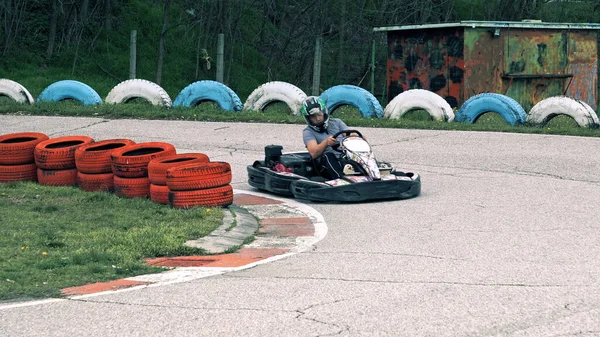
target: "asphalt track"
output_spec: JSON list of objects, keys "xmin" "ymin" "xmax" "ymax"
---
[{"xmin": 1, "ymin": 115, "xmax": 599, "ymax": 336}]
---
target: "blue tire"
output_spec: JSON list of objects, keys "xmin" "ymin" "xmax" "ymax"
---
[
  {"xmin": 173, "ymin": 80, "xmax": 242, "ymax": 111},
  {"xmin": 320, "ymin": 85, "xmax": 383, "ymax": 118},
  {"xmin": 455, "ymin": 93, "xmax": 526, "ymax": 126},
  {"xmin": 36, "ymin": 80, "xmax": 102, "ymax": 106}
]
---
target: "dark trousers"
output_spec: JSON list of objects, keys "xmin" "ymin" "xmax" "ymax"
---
[{"xmin": 318, "ymin": 152, "xmax": 344, "ymax": 179}]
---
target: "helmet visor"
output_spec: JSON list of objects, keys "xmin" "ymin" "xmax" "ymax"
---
[
  {"xmin": 307, "ymin": 106, "xmax": 324, "ymax": 116},
  {"xmin": 308, "ymin": 109, "xmax": 325, "ymax": 125}
]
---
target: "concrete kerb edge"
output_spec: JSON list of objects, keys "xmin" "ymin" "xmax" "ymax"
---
[{"xmin": 0, "ymin": 189, "xmax": 327, "ymax": 309}]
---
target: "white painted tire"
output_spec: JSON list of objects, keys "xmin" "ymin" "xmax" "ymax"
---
[
  {"xmin": 384, "ymin": 89, "xmax": 454, "ymax": 122},
  {"xmin": 527, "ymin": 96, "xmax": 599, "ymax": 128},
  {"xmin": 105, "ymin": 79, "xmax": 172, "ymax": 107},
  {"xmin": 243, "ymin": 81, "xmax": 307, "ymax": 115},
  {"xmin": 0, "ymin": 79, "xmax": 34, "ymax": 104}
]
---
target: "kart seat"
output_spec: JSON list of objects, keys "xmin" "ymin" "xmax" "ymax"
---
[{"xmin": 339, "ymin": 159, "xmax": 365, "ymax": 176}]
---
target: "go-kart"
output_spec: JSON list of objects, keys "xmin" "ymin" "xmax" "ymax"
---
[{"xmin": 247, "ymin": 130, "xmax": 421, "ymax": 202}]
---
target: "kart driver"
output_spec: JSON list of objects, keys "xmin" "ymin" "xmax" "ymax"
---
[{"xmin": 301, "ymin": 96, "xmax": 357, "ymax": 179}]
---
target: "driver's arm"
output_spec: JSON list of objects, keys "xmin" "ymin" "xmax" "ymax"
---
[{"xmin": 306, "ymin": 137, "xmax": 336, "ymax": 159}]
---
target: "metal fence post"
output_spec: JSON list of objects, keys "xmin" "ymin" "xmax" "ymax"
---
[
  {"xmin": 370, "ymin": 38, "xmax": 375, "ymax": 95},
  {"xmin": 129, "ymin": 30, "xmax": 137, "ymax": 79},
  {"xmin": 216, "ymin": 33, "xmax": 224, "ymax": 83},
  {"xmin": 312, "ymin": 37, "xmax": 322, "ymax": 96}
]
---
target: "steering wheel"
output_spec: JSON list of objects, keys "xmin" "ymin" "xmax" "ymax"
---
[{"xmin": 330, "ymin": 129, "xmax": 363, "ymax": 151}]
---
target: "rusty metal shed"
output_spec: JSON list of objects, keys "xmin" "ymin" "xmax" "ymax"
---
[{"xmin": 373, "ymin": 20, "xmax": 600, "ymax": 111}]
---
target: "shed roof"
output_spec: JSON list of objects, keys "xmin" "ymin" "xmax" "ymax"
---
[{"xmin": 373, "ymin": 20, "xmax": 600, "ymax": 32}]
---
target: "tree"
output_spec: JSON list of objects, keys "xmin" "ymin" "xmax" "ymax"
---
[
  {"xmin": 156, "ymin": 0, "xmax": 173, "ymax": 85},
  {"xmin": 1, "ymin": 0, "xmax": 31, "ymax": 55},
  {"xmin": 46, "ymin": 0, "xmax": 59, "ymax": 58},
  {"xmin": 103, "ymin": 0, "xmax": 112, "ymax": 31}
]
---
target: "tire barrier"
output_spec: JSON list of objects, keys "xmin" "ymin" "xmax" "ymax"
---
[
  {"xmin": 1, "ymin": 130, "xmax": 235, "ymax": 209},
  {"xmin": 0, "ymin": 163, "xmax": 37, "ymax": 183},
  {"xmin": 111, "ymin": 142, "xmax": 176, "ymax": 178},
  {"xmin": 36, "ymin": 80, "xmax": 102, "ymax": 106},
  {"xmin": 105, "ymin": 79, "xmax": 172, "ymax": 107},
  {"xmin": 150, "ymin": 183, "xmax": 170, "ymax": 205},
  {"xmin": 0, "ymin": 79, "xmax": 35, "ymax": 104},
  {"xmin": 75, "ymin": 139, "xmax": 136, "ymax": 174},
  {"xmin": 37, "ymin": 168, "xmax": 78, "ymax": 186},
  {"xmin": 455, "ymin": 93, "xmax": 527, "ymax": 126},
  {"xmin": 77, "ymin": 171, "xmax": 114, "ymax": 192},
  {"xmin": 166, "ymin": 162, "xmax": 233, "ymax": 208},
  {"xmin": 169, "ymin": 184, "xmax": 234, "ymax": 208},
  {"xmin": 527, "ymin": 96, "xmax": 600, "ymax": 128},
  {"xmin": 320, "ymin": 85, "xmax": 384, "ymax": 118},
  {"xmin": 166, "ymin": 162, "xmax": 232, "ymax": 191},
  {"xmin": 114, "ymin": 175, "xmax": 151, "ymax": 198},
  {"xmin": 34, "ymin": 136, "xmax": 94, "ymax": 170},
  {"xmin": 173, "ymin": 80, "xmax": 242, "ymax": 111},
  {"xmin": 243, "ymin": 81, "xmax": 307, "ymax": 115},
  {"xmin": 384, "ymin": 89, "xmax": 454, "ymax": 122},
  {"xmin": 148, "ymin": 153, "xmax": 210, "ymax": 186},
  {"xmin": 0, "ymin": 132, "xmax": 49, "ymax": 165}
]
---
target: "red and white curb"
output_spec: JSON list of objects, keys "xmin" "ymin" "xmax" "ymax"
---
[{"xmin": 0, "ymin": 189, "xmax": 327, "ymax": 310}]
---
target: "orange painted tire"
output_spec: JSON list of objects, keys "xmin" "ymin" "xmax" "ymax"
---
[
  {"xmin": 77, "ymin": 172, "xmax": 114, "ymax": 192},
  {"xmin": 148, "ymin": 153, "xmax": 209, "ymax": 185},
  {"xmin": 0, "ymin": 163, "xmax": 38, "ymax": 182},
  {"xmin": 34, "ymin": 136, "xmax": 94, "ymax": 170},
  {"xmin": 113, "ymin": 175, "xmax": 150, "ymax": 198},
  {"xmin": 149, "ymin": 183, "xmax": 170, "ymax": 205},
  {"xmin": 169, "ymin": 184, "xmax": 233, "ymax": 208},
  {"xmin": 166, "ymin": 162, "xmax": 232, "ymax": 191},
  {"xmin": 75, "ymin": 139, "xmax": 136, "ymax": 174},
  {"xmin": 111, "ymin": 142, "xmax": 176, "ymax": 178},
  {"xmin": 37, "ymin": 168, "xmax": 78, "ymax": 186},
  {"xmin": 0, "ymin": 132, "xmax": 50, "ymax": 165}
]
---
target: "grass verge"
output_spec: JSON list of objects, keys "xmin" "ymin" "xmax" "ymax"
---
[
  {"xmin": 0, "ymin": 182, "xmax": 222, "ymax": 303},
  {"xmin": 1, "ymin": 100, "xmax": 598, "ymax": 138}
]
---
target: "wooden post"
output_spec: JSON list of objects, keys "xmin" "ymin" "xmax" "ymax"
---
[
  {"xmin": 129, "ymin": 30, "xmax": 137, "ymax": 79},
  {"xmin": 312, "ymin": 37, "xmax": 322, "ymax": 96},
  {"xmin": 216, "ymin": 33, "xmax": 224, "ymax": 83}
]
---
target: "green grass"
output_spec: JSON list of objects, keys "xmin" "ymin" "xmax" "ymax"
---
[
  {"xmin": 0, "ymin": 182, "xmax": 223, "ymax": 302},
  {"xmin": 2, "ymin": 101, "xmax": 599, "ymax": 138}
]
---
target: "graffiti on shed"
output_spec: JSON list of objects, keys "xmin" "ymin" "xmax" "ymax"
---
[
  {"xmin": 387, "ymin": 28, "xmax": 465, "ymax": 108},
  {"xmin": 375, "ymin": 21, "xmax": 600, "ymax": 111}
]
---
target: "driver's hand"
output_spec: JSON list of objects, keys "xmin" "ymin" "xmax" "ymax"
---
[{"xmin": 325, "ymin": 136, "xmax": 336, "ymax": 146}]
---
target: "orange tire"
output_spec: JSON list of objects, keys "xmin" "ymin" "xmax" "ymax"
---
[
  {"xmin": 111, "ymin": 142, "xmax": 176, "ymax": 178},
  {"xmin": 0, "ymin": 132, "xmax": 50, "ymax": 165},
  {"xmin": 37, "ymin": 168, "xmax": 78, "ymax": 186},
  {"xmin": 169, "ymin": 184, "xmax": 233, "ymax": 208},
  {"xmin": 149, "ymin": 183, "xmax": 170, "ymax": 205},
  {"xmin": 148, "ymin": 153, "xmax": 209, "ymax": 185},
  {"xmin": 0, "ymin": 163, "xmax": 38, "ymax": 183},
  {"xmin": 35, "ymin": 136, "xmax": 94, "ymax": 170},
  {"xmin": 166, "ymin": 162, "xmax": 232, "ymax": 191},
  {"xmin": 75, "ymin": 139, "xmax": 136, "ymax": 174},
  {"xmin": 77, "ymin": 172, "xmax": 114, "ymax": 192},
  {"xmin": 113, "ymin": 175, "xmax": 150, "ymax": 198}
]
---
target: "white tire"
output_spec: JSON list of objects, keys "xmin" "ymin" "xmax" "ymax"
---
[
  {"xmin": 105, "ymin": 79, "xmax": 172, "ymax": 107},
  {"xmin": 243, "ymin": 81, "xmax": 307, "ymax": 115},
  {"xmin": 384, "ymin": 89, "xmax": 454, "ymax": 122},
  {"xmin": 527, "ymin": 96, "xmax": 599, "ymax": 128},
  {"xmin": 0, "ymin": 79, "xmax": 34, "ymax": 104}
]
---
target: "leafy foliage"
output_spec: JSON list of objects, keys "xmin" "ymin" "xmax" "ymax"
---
[{"xmin": 0, "ymin": 0, "xmax": 598, "ymax": 102}]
